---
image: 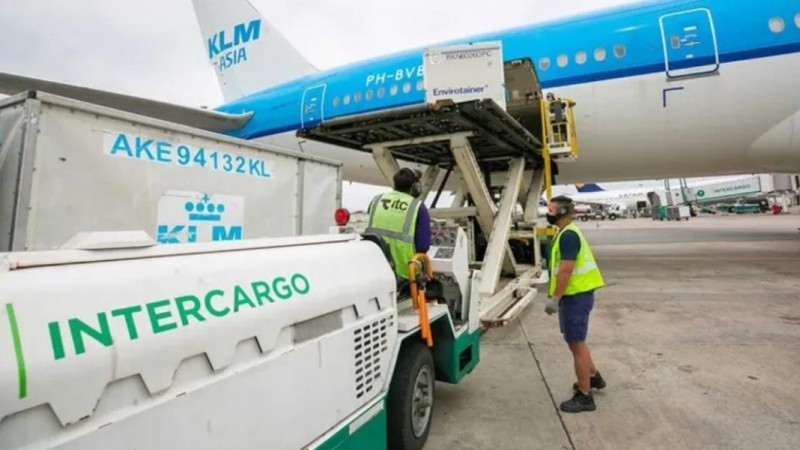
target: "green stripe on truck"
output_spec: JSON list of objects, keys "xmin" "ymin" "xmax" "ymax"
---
[{"xmin": 5, "ymin": 303, "xmax": 27, "ymax": 399}]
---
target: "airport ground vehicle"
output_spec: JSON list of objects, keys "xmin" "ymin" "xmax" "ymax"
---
[
  {"xmin": 726, "ymin": 203, "xmax": 765, "ymax": 214},
  {"xmin": 0, "ymin": 231, "xmax": 480, "ymax": 450},
  {"xmin": 574, "ymin": 203, "xmax": 620, "ymax": 222},
  {"xmin": 0, "ymin": 91, "xmax": 483, "ymax": 450}
]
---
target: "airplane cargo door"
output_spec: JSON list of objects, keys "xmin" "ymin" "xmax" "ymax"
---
[
  {"xmin": 301, "ymin": 85, "xmax": 326, "ymax": 127},
  {"xmin": 659, "ymin": 9, "xmax": 720, "ymax": 79}
]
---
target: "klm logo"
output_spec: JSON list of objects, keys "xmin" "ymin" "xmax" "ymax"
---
[
  {"xmin": 208, "ymin": 20, "xmax": 261, "ymax": 59},
  {"xmin": 208, "ymin": 19, "xmax": 262, "ymax": 71},
  {"xmin": 158, "ymin": 195, "xmax": 243, "ymax": 244}
]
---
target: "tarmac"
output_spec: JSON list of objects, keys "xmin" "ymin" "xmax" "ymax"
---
[{"xmin": 427, "ymin": 212, "xmax": 800, "ymax": 450}]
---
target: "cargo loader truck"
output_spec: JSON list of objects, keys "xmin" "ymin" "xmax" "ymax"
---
[{"xmin": 0, "ymin": 91, "xmax": 481, "ymax": 450}]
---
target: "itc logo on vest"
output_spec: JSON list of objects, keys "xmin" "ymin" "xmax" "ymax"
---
[{"xmin": 381, "ymin": 198, "xmax": 410, "ymax": 211}]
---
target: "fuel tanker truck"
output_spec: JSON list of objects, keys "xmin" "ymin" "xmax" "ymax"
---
[{"xmin": 0, "ymin": 228, "xmax": 481, "ymax": 450}]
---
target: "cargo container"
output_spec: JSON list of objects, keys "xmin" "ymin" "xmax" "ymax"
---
[{"xmin": 0, "ymin": 92, "xmax": 341, "ymax": 251}]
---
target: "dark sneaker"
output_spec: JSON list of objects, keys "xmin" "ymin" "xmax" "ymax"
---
[
  {"xmin": 572, "ymin": 372, "xmax": 606, "ymax": 392},
  {"xmin": 560, "ymin": 391, "xmax": 596, "ymax": 413}
]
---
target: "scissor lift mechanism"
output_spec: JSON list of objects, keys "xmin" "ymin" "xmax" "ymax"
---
[{"xmin": 300, "ymin": 99, "xmax": 558, "ymax": 326}]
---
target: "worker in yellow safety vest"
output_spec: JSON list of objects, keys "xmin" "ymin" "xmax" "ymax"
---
[
  {"xmin": 544, "ymin": 195, "xmax": 606, "ymax": 413},
  {"xmin": 366, "ymin": 168, "xmax": 431, "ymax": 282}
]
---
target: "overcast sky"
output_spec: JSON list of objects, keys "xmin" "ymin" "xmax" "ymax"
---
[
  {"xmin": 1, "ymin": 0, "xmax": 737, "ymax": 208},
  {"xmin": 1, "ymin": 0, "xmax": 645, "ymax": 106}
]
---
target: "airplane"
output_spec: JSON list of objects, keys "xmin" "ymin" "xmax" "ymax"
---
[
  {"xmin": 562, "ymin": 183, "xmax": 652, "ymax": 211},
  {"xmin": 554, "ymin": 174, "xmax": 775, "ymax": 212},
  {"xmin": 2, "ymin": 0, "xmax": 800, "ymax": 191},
  {"xmin": 536, "ymin": 182, "xmax": 650, "ymax": 216}
]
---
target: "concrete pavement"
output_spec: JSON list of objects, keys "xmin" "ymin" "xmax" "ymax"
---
[{"xmin": 427, "ymin": 213, "xmax": 800, "ymax": 450}]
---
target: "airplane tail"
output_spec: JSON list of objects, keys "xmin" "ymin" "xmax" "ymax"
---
[
  {"xmin": 191, "ymin": 0, "xmax": 318, "ymax": 102},
  {"xmin": 575, "ymin": 183, "xmax": 605, "ymax": 193}
]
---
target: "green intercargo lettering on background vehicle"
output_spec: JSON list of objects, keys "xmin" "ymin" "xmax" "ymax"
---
[{"xmin": 47, "ymin": 274, "xmax": 311, "ymax": 361}]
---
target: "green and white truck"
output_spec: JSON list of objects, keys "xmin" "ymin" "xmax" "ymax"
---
[{"xmin": 0, "ymin": 92, "xmax": 481, "ymax": 450}]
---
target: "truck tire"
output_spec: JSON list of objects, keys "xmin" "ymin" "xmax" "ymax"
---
[{"xmin": 387, "ymin": 341, "xmax": 435, "ymax": 450}]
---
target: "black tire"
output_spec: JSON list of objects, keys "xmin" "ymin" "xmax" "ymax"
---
[
  {"xmin": 387, "ymin": 341, "xmax": 435, "ymax": 450},
  {"xmin": 609, "ymin": 214, "xmax": 618, "ymax": 221}
]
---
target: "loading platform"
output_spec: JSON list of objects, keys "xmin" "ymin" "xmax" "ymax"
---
[
  {"xmin": 298, "ymin": 98, "xmax": 543, "ymax": 172},
  {"xmin": 300, "ymin": 93, "xmax": 579, "ymax": 327}
]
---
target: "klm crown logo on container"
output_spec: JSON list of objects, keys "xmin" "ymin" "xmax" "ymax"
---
[
  {"xmin": 157, "ymin": 193, "xmax": 244, "ymax": 244},
  {"xmin": 208, "ymin": 19, "xmax": 262, "ymax": 71}
]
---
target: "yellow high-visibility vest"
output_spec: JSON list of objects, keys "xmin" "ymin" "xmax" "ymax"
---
[
  {"xmin": 366, "ymin": 191, "xmax": 421, "ymax": 280},
  {"xmin": 549, "ymin": 222, "xmax": 605, "ymax": 296}
]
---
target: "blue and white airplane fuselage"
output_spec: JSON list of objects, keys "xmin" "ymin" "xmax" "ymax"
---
[
  {"xmin": 3, "ymin": 0, "xmax": 796, "ymax": 188},
  {"xmin": 203, "ymin": 0, "xmax": 800, "ymax": 187}
]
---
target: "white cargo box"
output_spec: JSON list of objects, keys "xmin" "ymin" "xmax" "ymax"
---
[{"xmin": 0, "ymin": 91, "xmax": 342, "ymax": 251}]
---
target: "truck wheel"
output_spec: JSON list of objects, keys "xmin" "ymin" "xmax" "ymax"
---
[{"xmin": 387, "ymin": 341, "xmax": 435, "ymax": 450}]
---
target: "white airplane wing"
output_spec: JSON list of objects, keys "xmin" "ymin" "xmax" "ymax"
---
[{"xmin": 0, "ymin": 72, "xmax": 252, "ymax": 133}]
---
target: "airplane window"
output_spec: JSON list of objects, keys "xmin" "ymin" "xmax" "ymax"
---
[
  {"xmin": 343, "ymin": 94, "xmax": 351, "ymax": 106},
  {"xmin": 366, "ymin": 89, "xmax": 374, "ymax": 101},
  {"xmin": 769, "ymin": 17, "xmax": 785, "ymax": 33},
  {"xmin": 594, "ymin": 48, "xmax": 606, "ymax": 62},
  {"xmin": 614, "ymin": 44, "xmax": 626, "ymax": 58},
  {"xmin": 539, "ymin": 57, "xmax": 551, "ymax": 71},
  {"xmin": 575, "ymin": 51, "xmax": 587, "ymax": 65},
  {"xmin": 354, "ymin": 92, "xmax": 362, "ymax": 103},
  {"xmin": 332, "ymin": 96, "xmax": 340, "ymax": 107},
  {"xmin": 403, "ymin": 82, "xmax": 411, "ymax": 94},
  {"xmin": 416, "ymin": 80, "xmax": 425, "ymax": 91},
  {"xmin": 671, "ymin": 36, "xmax": 681, "ymax": 49},
  {"xmin": 390, "ymin": 85, "xmax": 399, "ymax": 96},
  {"xmin": 795, "ymin": 13, "xmax": 800, "ymax": 28},
  {"xmin": 377, "ymin": 87, "xmax": 386, "ymax": 98},
  {"xmin": 557, "ymin": 54, "xmax": 569, "ymax": 68}
]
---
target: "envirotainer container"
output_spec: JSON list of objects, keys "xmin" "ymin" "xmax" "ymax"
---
[{"xmin": 0, "ymin": 91, "xmax": 342, "ymax": 251}]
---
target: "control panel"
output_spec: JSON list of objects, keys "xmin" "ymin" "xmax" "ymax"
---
[{"xmin": 427, "ymin": 224, "xmax": 471, "ymax": 323}]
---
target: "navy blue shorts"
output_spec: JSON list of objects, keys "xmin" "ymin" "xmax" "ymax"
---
[{"xmin": 558, "ymin": 291, "xmax": 595, "ymax": 343}]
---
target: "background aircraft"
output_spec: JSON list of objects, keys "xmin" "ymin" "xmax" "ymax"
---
[{"xmin": 553, "ymin": 174, "xmax": 797, "ymax": 212}]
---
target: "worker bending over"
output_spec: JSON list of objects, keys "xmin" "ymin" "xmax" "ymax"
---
[
  {"xmin": 366, "ymin": 168, "xmax": 431, "ymax": 283},
  {"xmin": 544, "ymin": 196, "xmax": 606, "ymax": 413}
]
